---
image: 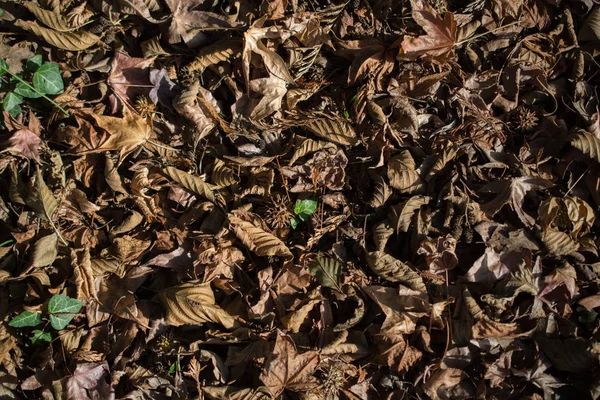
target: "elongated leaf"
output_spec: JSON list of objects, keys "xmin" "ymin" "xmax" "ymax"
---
[
  {"xmin": 229, "ymin": 215, "xmax": 292, "ymax": 258},
  {"xmin": 369, "ymin": 174, "xmax": 391, "ymax": 209},
  {"xmin": 289, "ymin": 137, "xmax": 336, "ymax": 166},
  {"xmin": 390, "ymin": 195, "xmax": 431, "ymax": 233},
  {"xmin": 27, "ymin": 169, "xmax": 59, "ymax": 221},
  {"xmin": 32, "ymin": 233, "xmax": 58, "ymax": 267},
  {"xmin": 305, "ymin": 117, "xmax": 358, "ymax": 146},
  {"xmin": 15, "ymin": 20, "xmax": 101, "ymax": 51},
  {"xmin": 366, "ymin": 251, "xmax": 426, "ymax": 292},
  {"xmin": 163, "ymin": 166, "xmax": 216, "ymax": 202},
  {"xmin": 186, "ymin": 38, "xmax": 243, "ymax": 72},
  {"xmin": 308, "ymin": 255, "xmax": 342, "ymax": 292},
  {"xmin": 159, "ymin": 281, "xmax": 237, "ymax": 329},
  {"xmin": 24, "ymin": 2, "xmax": 85, "ymax": 32},
  {"xmin": 9, "ymin": 311, "xmax": 42, "ymax": 328}
]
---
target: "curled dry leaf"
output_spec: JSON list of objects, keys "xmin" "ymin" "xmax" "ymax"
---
[
  {"xmin": 15, "ymin": 20, "xmax": 101, "ymax": 51},
  {"xmin": 366, "ymin": 251, "xmax": 426, "ymax": 292},
  {"xmin": 159, "ymin": 281, "xmax": 237, "ymax": 329}
]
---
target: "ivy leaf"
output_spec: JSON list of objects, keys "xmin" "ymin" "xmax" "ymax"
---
[
  {"xmin": 14, "ymin": 82, "xmax": 42, "ymax": 99},
  {"xmin": 33, "ymin": 63, "xmax": 64, "ymax": 95},
  {"xmin": 294, "ymin": 199, "xmax": 318, "ymax": 222},
  {"xmin": 48, "ymin": 294, "xmax": 83, "ymax": 330},
  {"xmin": 31, "ymin": 329, "xmax": 52, "ymax": 344},
  {"xmin": 0, "ymin": 58, "xmax": 8, "ymax": 75},
  {"xmin": 26, "ymin": 55, "xmax": 43, "ymax": 72},
  {"xmin": 3, "ymin": 92, "xmax": 23, "ymax": 114},
  {"xmin": 290, "ymin": 217, "xmax": 299, "ymax": 229},
  {"xmin": 9, "ymin": 311, "xmax": 42, "ymax": 328}
]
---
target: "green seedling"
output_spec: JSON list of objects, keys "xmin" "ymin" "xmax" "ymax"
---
[{"xmin": 290, "ymin": 199, "xmax": 318, "ymax": 229}]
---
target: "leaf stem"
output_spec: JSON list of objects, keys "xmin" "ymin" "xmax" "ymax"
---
[{"xmin": 0, "ymin": 67, "xmax": 69, "ymax": 116}]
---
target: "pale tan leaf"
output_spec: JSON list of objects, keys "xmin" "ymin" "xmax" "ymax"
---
[
  {"xmin": 163, "ymin": 166, "xmax": 216, "ymax": 203},
  {"xmin": 372, "ymin": 220, "xmax": 394, "ymax": 251},
  {"xmin": 24, "ymin": 2, "xmax": 85, "ymax": 32},
  {"xmin": 31, "ymin": 233, "xmax": 58, "ymax": 267},
  {"xmin": 104, "ymin": 154, "xmax": 128, "ymax": 195},
  {"xmin": 366, "ymin": 251, "xmax": 426, "ymax": 292},
  {"xmin": 185, "ymin": 38, "xmax": 243, "ymax": 72},
  {"xmin": 289, "ymin": 136, "xmax": 336, "ymax": 166},
  {"xmin": 390, "ymin": 195, "xmax": 431, "ymax": 232},
  {"xmin": 541, "ymin": 229, "xmax": 580, "ymax": 256},
  {"xmin": 111, "ymin": 211, "xmax": 144, "ymax": 235},
  {"xmin": 15, "ymin": 20, "xmax": 100, "ymax": 51},
  {"xmin": 211, "ymin": 159, "xmax": 239, "ymax": 188},
  {"xmin": 90, "ymin": 257, "xmax": 124, "ymax": 278},
  {"xmin": 229, "ymin": 215, "xmax": 292, "ymax": 258},
  {"xmin": 569, "ymin": 129, "xmax": 600, "ymax": 162},
  {"xmin": 387, "ymin": 150, "xmax": 421, "ymax": 193},
  {"xmin": 159, "ymin": 281, "xmax": 237, "ymax": 329},
  {"xmin": 71, "ymin": 248, "xmax": 97, "ymax": 300},
  {"xmin": 304, "ymin": 116, "xmax": 358, "ymax": 146},
  {"xmin": 88, "ymin": 111, "xmax": 151, "ymax": 158}
]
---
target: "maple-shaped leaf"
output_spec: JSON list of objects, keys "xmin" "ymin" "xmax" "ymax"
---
[
  {"xmin": 86, "ymin": 110, "xmax": 152, "ymax": 161},
  {"xmin": 401, "ymin": 0, "xmax": 457, "ymax": 60},
  {"xmin": 259, "ymin": 333, "xmax": 319, "ymax": 396},
  {"xmin": 480, "ymin": 176, "xmax": 553, "ymax": 227},
  {"xmin": 5, "ymin": 111, "xmax": 42, "ymax": 163},
  {"xmin": 107, "ymin": 52, "xmax": 155, "ymax": 113},
  {"xmin": 165, "ymin": 0, "xmax": 243, "ymax": 44}
]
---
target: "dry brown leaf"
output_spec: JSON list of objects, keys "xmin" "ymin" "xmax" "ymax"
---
[
  {"xmin": 15, "ymin": 20, "xmax": 100, "ymax": 51},
  {"xmin": 387, "ymin": 150, "xmax": 422, "ymax": 193},
  {"xmin": 31, "ymin": 233, "xmax": 58, "ymax": 268},
  {"xmin": 159, "ymin": 281, "xmax": 237, "ymax": 329},
  {"xmin": 401, "ymin": 0, "xmax": 457, "ymax": 60},
  {"xmin": 259, "ymin": 333, "xmax": 319, "ymax": 396},
  {"xmin": 229, "ymin": 215, "xmax": 292, "ymax": 258},
  {"xmin": 163, "ymin": 166, "xmax": 216, "ymax": 203},
  {"xmin": 366, "ymin": 251, "xmax": 426, "ymax": 292}
]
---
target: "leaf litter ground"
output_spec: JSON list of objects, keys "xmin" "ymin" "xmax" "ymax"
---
[{"xmin": 1, "ymin": 0, "xmax": 600, "ymax": 399}]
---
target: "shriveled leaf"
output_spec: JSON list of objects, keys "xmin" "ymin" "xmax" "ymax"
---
[
  {"xmin": 159, "ymin": 281, "xmax": 237, "ymax": 329},
  {"xmin": 229, "ymin": 215, "xmax": 292, "ymax": 258},
  {"xmin": 24, "ymin": 2, "xmax": 85, "ymax": 32},
  {"xmin": 211, "ymin": 159, "xmax": 238, "ymax": 188},
  {"xmin": 369, "ymin": 174, "xmax": 392, "ymax": 209},
  {"xmin": 569, "ymin": 129, "xmax": 600, "ymax": 162},
  {"xmin": 366, "ymin": 251, "xmax": 426, "ymax": 292},
  {"xmin": 66, "ymin": 362, "xmax": 113, "ymax": 400},
  {"xmin": 185, "ymin": 38, "xmax": 243, "ymax": 72},
  {"xmin": 307, "ymin": 255, "xmax": 342, "ymax": 291},
  {"xmin": 541, "ymin": 229, "xmax": 580, "ymax": 256},
  {"xmin": 15, "ymin": 20, "xmax": 101, "ymax": 51}
]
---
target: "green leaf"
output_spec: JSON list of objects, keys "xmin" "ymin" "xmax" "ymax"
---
[
  {"xmin": 290, "ymin": 217, "xmax": 299, "ymax": 229},
  {"xmin": 33, "ymin": 63, "xmax": 63, "ymax": 95},
  {"xmin": 294, "ymin": 199, "xmax": 318, "ymax": 222},
  {"xmin": 308, "ymin": 255, "xmax": 342, "ymax": 292},
  {"xmin": 27, "ymin": 55, "xmax": 43, "ymax": 72},
  {"xmin": 31, "ymin": 329, "xmax": 52, "ymax": 344},
  {"xmin": 168, "ymin": 361, "xmax": 178, "ymax": 374},
  {"xmin": 0, "ymin": 59, "xmax": 8, "ymax": 75},
  {"xmin": 9, "ymin": 311, "xmax": 42, "ymax": 328},
  {"xmin": 3, "ymin": 92, "xmax": 23, "ymax": 113},
  {"xmin": 48, "ymin": 294, "xmax": 82, "ymax": 330},
  {"xmin": 14, "ymin": 82, "xmax": 42, "ymax": 99},
  {"xmin": 0, "ymin": 9, "xmax": 4, "ymax": 18}
]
